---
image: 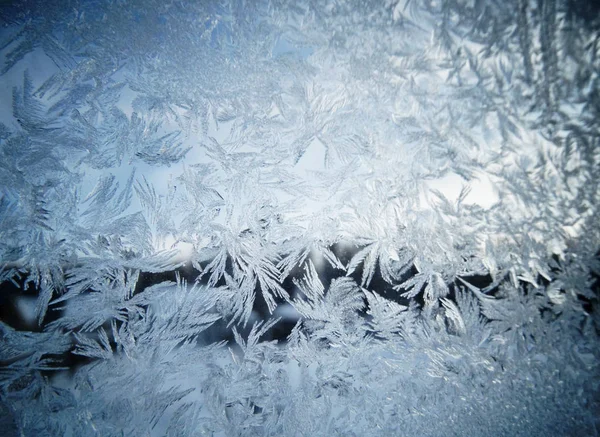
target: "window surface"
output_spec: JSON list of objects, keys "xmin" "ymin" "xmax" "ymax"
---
[{"xmin": 0, "ymin": 1, "xmax": 598, "ymax": 435}]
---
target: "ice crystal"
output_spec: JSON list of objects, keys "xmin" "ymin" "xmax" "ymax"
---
[{"xmin": 0, "ymin": 0, "xmax": 598, "ymax": 435}]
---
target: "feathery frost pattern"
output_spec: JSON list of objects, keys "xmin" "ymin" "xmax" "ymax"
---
[{"xmin": 0, "ymin": 0, "xmax": 599, "ymax": 435}]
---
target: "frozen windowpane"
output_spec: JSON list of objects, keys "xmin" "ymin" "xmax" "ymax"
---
[{"xmin": 0, "ymin": 1, "xmax": 598, "ymax": 435}]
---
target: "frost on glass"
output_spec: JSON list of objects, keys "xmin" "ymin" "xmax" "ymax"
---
[{"xmin": 0, "ymin": 0, "xmax": 598, "ymax": 435}]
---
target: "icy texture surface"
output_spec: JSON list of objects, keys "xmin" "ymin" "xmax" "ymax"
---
[{"xmin": 0, "ymin": 0, "xmax": 599, "ymax": 435}]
